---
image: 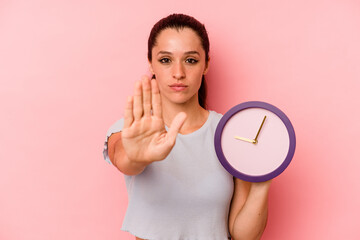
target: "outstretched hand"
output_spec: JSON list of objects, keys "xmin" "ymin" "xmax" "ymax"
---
[{"xmin": 121, "ymin": 76, "xmax": 187, "ymax": 164}]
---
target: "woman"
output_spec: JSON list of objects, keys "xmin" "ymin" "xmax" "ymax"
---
[{"xmin": 104, "ymin": 13, "xmax": 271, "ymax": 240}]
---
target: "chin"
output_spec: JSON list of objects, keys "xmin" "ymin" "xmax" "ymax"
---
[{"xmin": 171, "ymin": 95, "xmax": 198, "ymax": 105}]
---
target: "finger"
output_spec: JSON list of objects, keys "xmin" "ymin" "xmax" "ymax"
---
[
  {"xmin": 151, "ymin": 79, "xmax": 162, "ymax": 118},
  {"xmin": 124, "ymin": 96, "xmax": 133, "ymax": 128},
  {"xmin": 133, "ymin": 80, "xmax": 143, "ymax": 120},
  {"xmin": 142, "ymin": 76, "xmax": 152, "ymax": 117},
  {"xmin": 167, "ymin": 112, "xmax": 187, "ymax": 143}
]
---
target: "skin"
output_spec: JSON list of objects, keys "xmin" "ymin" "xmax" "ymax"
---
[{"xmin": 107, "ymin": 27, "xmax": 271, "ymax": 240}]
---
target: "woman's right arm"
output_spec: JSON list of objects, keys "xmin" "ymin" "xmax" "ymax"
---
[
  {"xmin": 107, "ymin": 76, "xmax": 186, "ymax": 175},
  {"xmin": 108, "ymin": 132, "xmax": 148, "ymax": 175}
]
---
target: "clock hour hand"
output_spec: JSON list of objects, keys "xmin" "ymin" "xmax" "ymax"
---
[
  {"xmin": 234, "ymin": 136, "xmax": 256, "ymax": 143},
  {"xmin": 254, "ymin": 115, "xmax": 267, "ymax": 144}
]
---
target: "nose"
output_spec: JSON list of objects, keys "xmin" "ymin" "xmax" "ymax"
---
[{"xmin": 172, "ymin": 61, "xmax": 185, "ymax": 80}]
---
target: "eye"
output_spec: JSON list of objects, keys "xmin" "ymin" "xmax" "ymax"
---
[
  {"xmin": 186, "ymin": 58, "xmax": 198, "ymax": 64},
  {"xmin": 159, "ymin": 58, "xmax": 171, "ymax": 64}
]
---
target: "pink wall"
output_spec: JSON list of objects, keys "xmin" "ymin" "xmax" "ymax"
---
[{"xmin": 1, "ymin": 1, "xmax": 359, "ymax": 239}]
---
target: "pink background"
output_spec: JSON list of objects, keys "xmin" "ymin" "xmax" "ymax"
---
[{"xmin": 1, "ymin": 0, "xmax": 359, "ymax": 239}]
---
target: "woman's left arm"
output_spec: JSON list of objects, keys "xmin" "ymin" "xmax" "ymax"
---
[{"xmin": 228, "ymin": 178, "xmax": 271, "ymax": 240}]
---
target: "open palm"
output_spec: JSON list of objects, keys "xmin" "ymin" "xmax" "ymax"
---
[{"xmin": 121, "ymin": 76, "xmax": 186, "ymax": 164}]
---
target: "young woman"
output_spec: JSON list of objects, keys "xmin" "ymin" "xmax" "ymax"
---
[{"xmin": 104, "ymin": 14, "xmax": 271, "ymax": 240}]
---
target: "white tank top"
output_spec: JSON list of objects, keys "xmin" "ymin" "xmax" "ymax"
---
[{"xmin": 103, "ymin": 111, "xmax": 234, "ymax": 240}]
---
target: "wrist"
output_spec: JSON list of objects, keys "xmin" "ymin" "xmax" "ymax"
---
[{"xmin": 116, "ymin": 155, "xmax": 148, "ymax": 176}]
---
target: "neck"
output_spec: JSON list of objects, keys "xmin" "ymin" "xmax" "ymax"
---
[{"xmin": 161, "ymin": 95, "xmax": 209, "ymax": 135}]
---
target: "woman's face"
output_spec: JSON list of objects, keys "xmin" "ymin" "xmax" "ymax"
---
[{"xmin": 149, "ymin": 27, "xmax": 209, "ymax": 106}]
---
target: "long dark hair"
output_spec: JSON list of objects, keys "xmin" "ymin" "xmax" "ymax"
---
[{"xmin": 147, "ymin": 13, "xmax": 210, "ymax": 109}]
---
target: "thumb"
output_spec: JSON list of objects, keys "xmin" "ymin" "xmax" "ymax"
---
[{"xmin": 166, "ymin": 112, "xmax": 187, "ymax": 142}]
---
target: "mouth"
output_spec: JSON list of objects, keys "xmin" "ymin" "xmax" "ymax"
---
[{"xmin": 169, "ymin": 83, "xmax": 188, "ymax": 91}]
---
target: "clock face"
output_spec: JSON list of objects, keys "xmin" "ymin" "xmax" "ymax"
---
[{"xmin": 215, "ymin": 101, "xmax": 296, "ymax": 182}]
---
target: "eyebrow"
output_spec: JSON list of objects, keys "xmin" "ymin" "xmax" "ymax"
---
[{"xmin": 157, "ymin": 50, "xmax": 200, "ymax": 56}]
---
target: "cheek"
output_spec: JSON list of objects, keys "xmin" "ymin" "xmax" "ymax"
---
[
  {"xmin": 151, "ymin": 64, "xmax": 168, "ymax": 78},
  {"xmin": 153, "ymin": 71, "xmax": 168, "ymax": 86},
  {"xmin": 191, "ymin": 67, "xmax": 206, "ymax": 84}
]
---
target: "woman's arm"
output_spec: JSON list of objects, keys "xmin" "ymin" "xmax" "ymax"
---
[
  {"xmin": 108, "ymin": 132, "xmax": 148, "ymax": 175},
  {"xmin": 228, "ymin": 178, "xmax": 271, "ymax": 240}
]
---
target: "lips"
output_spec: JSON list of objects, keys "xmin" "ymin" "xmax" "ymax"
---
[{"xmin": 169, "ymin": 83, "xmax": 188, "ymax": 91}]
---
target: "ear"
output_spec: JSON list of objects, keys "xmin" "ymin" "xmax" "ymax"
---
[
  {"xmin": 148, "ymin": 61, "xmax": 154, "ymax": 75},
  {"xmin": 203, "ymin": 57, "xmax": 210, "ymax": 75}
]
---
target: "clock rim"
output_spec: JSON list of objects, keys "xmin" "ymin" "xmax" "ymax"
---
[{"xmin": 214, "ymin": 101, "xmax": 296, "ymax": 182}]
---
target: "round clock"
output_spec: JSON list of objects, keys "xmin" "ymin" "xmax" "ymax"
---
[{"xmin": 214, "ymin": 101, "xmax": 296, "ymax": 182}]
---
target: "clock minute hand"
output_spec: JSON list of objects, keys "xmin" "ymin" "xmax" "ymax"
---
[
  {"xmin": 254, "ymin": 115, "xmax": 267, "ymax": 144},
  {"xmin": 234, "ymin": 136, "xmax": 256, "ymax": 143}
]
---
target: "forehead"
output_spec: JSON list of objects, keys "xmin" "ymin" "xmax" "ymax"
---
[{"xmin": 153, "ymin": 27, "xmax": 203, "ymax": 53}]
